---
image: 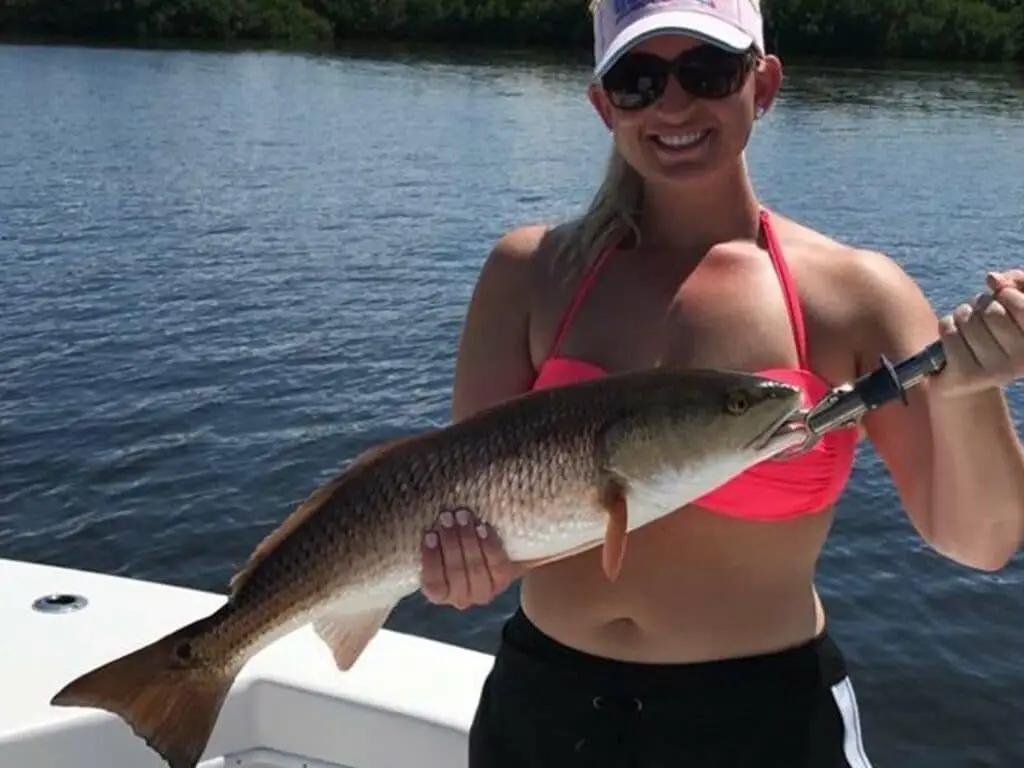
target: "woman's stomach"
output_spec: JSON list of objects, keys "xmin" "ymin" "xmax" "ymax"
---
[{"xmin": 518, "ymin": 504, "xmax": 834, "ymax": 664}]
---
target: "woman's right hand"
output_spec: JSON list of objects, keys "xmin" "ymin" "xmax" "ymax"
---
[{"xmin": 420, "ymin": 508, "xmax": 523, "ymax": 609}]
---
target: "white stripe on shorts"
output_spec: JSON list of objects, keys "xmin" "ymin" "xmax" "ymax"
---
[{"xmin": 830, "ymin": 677, "xmax": 873, "ymax": 768}]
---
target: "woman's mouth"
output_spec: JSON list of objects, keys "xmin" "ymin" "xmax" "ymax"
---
[{"xmin": 650, "ymin": 129, "xmax": 711, "ymax": 152}]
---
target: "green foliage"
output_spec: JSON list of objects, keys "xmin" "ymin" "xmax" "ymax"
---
[
  {"xmin": 1, "ymin": 0, "xmax": 1022, "ymax": 61},
  {"xmin": 0, "ymin": 0, "xmax": 333, "ymax": 42},
  {"xmin": 762, "ymin": 0, "xmax": 1024, "ymax": 61}
]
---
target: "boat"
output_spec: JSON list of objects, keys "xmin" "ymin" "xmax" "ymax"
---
[{"xmin": 0, "ymin": 556, "xmax": 494, "ymax": 767}]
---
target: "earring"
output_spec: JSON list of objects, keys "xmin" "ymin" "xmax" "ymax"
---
[{"xmin": 755, "ymin": 104, "xmax": 766, "ymax": 119}]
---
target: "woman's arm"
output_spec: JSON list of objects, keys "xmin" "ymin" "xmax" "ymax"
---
[
  {"xmin": 847, "ymin": 251, "xmax": 1024, "ymax": 571},
  {"xmin": 419, "ymin": 226, "xmax": 547, "ymax": 609}
]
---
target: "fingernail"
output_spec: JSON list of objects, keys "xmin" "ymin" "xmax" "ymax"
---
[
  {"xmin": 476, "ymin": 523, "xmax": 488, "ymax": 539},
  {"xmin": 424, "ymin": 532, "xmax": 438, "ymax": 549},
  {"xmin": 439, "ymin": 511, "xmax": 454, "ymax": 528},
  {"xmin": 455, "ymin": 508, "xmax": 472, "ymax": 526}
]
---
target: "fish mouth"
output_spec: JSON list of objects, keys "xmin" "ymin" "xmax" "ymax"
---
[{"xmin": 748, "ymin": 402, "xmax": 807, "ymax": 453}]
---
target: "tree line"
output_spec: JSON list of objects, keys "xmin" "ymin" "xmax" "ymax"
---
[{"xmin": 2, "ymin": 0, "xmax": 1023, "ymax": 62}]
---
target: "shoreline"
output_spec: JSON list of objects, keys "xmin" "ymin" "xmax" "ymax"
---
[
  {"xmin": 2, "ymin": 0, "xmax": 1023, "ymax": 67},
  {"xmin": 3, "ymin": 35, "xmax": 1024, "ymax": 69}
]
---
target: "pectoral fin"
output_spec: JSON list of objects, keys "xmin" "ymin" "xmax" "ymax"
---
[
  {"xmin": 599, "ymin": 477, "xmax": 628, "ymax": 582},
  {"xmin": 514, "ymin": 478, "xmax": 630, "ymax": 580}
]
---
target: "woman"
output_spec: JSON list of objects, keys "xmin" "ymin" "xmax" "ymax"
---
[{"xmin": 420, "ymin": 0, "xmax": 1024, "ymax": 764}]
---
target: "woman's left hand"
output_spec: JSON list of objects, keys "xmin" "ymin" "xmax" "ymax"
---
[{"xmin": 933, "ymin": 269, "xmax": 1024, "ymax": 399}]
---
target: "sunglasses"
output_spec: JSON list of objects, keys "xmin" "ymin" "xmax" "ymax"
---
[{"xmin": 601, "ymin": 45, "xmax": 758, "ymax": 111}]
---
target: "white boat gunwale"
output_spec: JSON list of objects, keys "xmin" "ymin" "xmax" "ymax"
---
[{"xmin": 0, "ymin": 557, "xmax": 494, "ymax": 767}]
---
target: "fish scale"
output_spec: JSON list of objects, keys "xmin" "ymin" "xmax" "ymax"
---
[{"xmin": 49, "ymin": 366, "xmax": 805, "ymax": 768}]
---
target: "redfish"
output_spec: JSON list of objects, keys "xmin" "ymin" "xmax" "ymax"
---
[{"xmin": 50, "ymin": 367, "xmax": 805, "ymax": 768}]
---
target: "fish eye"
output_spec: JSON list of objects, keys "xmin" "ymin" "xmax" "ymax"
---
[{"xmin": 724, "ymin": 389, "xmax": 750, "ymax": 415}]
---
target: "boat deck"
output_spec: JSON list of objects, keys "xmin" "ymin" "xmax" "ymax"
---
[{"xmin": 0, "ymin": 557, "xmax": 494, "ymax": 767}]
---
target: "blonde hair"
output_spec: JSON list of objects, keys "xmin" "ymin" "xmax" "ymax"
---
[
  {"xmin": 554, "ymin": 0, "xmax": 646, "ymax": 275},
  {"xmin": 555, "ymin": 147, "xmax": 644, "ymax": 275}
]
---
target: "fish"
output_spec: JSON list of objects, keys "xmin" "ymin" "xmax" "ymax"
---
[{"xmin": 49, "ymin": 367, "xmax": 807, "ymax": 768}]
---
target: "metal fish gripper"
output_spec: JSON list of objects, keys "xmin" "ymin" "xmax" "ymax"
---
[{"xmin": 785, "ymin": 339, "xmax": 948, "ymax": 454}]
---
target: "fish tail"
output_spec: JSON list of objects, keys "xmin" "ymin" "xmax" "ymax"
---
[{"xmin": 50, "ymin": 617, "xmax": 239, "ymax": 768}]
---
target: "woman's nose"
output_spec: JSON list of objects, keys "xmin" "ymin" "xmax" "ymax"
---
[{"xmin": 655, "ymin": 74, "xmax": 696, "ymax": 116}]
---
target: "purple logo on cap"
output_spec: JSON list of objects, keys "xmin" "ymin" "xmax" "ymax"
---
[
  {"xmin": 612, "ymin": 0, "xmax": 716, "ymax": 23},
  {"xmin": 612, "ymin": 0, "xmax": 650, "ymax": 22}
]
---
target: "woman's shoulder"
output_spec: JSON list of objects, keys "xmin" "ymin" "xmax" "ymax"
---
[
  {"xmin": 487, "ymin": 220, "xmax": 579, "ymax": 266},
  {"xmin": 768, "ymin": 210, "xmax": 919, "ymax": 304},
  {"xmin": 768, "ymin": 211, "xmax": 862, "ymax": 259},
  {"xmin": 477, "ymin": 219, "xmax": 588, "ymax": 299},
  {"xmin": 767, "ymin": 210, "xmax": 937, "ymax": 373}
]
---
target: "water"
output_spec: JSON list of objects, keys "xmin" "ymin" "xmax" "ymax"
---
[{"xmin": 2, "ymin": 41, "xmax": 1024, "ymax": 766}]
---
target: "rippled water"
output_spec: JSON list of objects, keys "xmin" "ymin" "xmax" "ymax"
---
[{"xmin": 2, "ymin": 42, "xmax": 1024, "ymax": 765}]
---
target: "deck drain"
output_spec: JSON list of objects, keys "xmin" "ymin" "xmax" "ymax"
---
[{"xmin": 32, "ymin": 593, "xmax": 88, "ymax": 614}]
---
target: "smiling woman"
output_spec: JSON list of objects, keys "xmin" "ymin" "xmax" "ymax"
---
[{"xmin": 415, "ymin": 0, "xmax": 1024, "ymax": 765}]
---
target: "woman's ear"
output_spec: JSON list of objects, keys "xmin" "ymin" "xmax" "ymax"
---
[
  {"xmin": 588, "ymin": 81, "xmax": 615, "ymax": 131},
  {"xmin": 753, "ymin": 54, "xmax": 783, "ymax": 118}
]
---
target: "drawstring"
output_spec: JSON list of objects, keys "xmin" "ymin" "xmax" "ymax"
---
[{"xmin": 573, "ymin": 694, "xmax": 644, "ymax": 765}]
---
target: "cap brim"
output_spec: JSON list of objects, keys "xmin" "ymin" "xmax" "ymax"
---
[{"xmin": 594, "ymin": 10, "xmax": 754, "ymax": 78}]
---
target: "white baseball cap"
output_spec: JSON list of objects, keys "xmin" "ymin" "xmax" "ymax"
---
[{"xmin": 593, "ymin": 0, "xmax": 765, "ymax": 78}]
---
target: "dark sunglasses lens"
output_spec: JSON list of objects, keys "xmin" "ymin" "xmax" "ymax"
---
[
  {"xmin": 603, "ymin": 47, "xmax": 753, "ymax": 108},
  {"xmin": 676, "ymin": 48, "xmax": 752, "ymax": 99},
  {"xmin": 602, "ymin": 54, "xmax": 669, "ymax": 110}
]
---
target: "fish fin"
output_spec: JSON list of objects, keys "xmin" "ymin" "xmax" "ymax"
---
[
  {"xmin": 599, "ymin": 476, "xmax": 628, "ymax": 582},
  {"xmin": 344, "ymin": 431, "xmax": 437, "ymax": 472},
  {"xmin": 50, "ymin": 617, "xmax": 237, "ymax": 768},
  {"xmin": 514, "ymin": 479, "xmax": 630, "ymax": 577},
  {"xmin": 228, "ymin": 476, "xmax": 346, "ymax": 595},
  {"xmin": 229, "ymin": 432, "xmax": 436, "ymax": 596},
  {"xmin": 312, "ymin": 603, "xmax": 395, "ymax": 671}
]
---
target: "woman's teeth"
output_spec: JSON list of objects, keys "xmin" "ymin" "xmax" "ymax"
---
[{"xmin": 653, "ymin": 131, "xmax": 708, "ymax": 149}]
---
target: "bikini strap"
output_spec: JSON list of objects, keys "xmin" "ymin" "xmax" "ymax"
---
[
  {"xmin": 550, "ymin": 215, "xmax": 809, "ymax": 367},
  {"xmin": 547, "ymin": 241, "xmax": 618, "ymax": 357},
  {"xmin": 760, "ymin": 209, "xmax": 810, "ymax": 367}
]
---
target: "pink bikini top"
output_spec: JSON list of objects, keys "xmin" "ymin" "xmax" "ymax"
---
[{"xmin": 531, "ymin": 210, "xmax": 858, "ymax": 521}]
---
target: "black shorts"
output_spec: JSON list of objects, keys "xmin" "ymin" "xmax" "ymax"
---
[{"xmin": 469, "ymin": 609, "xmax": 873, "ymax": 768}]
